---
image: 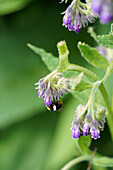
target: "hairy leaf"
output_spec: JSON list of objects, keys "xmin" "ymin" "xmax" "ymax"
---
[
  {"xmin": 27, "ymin": 44, "xmax": 59, "ymax": 72},
  {"xmin": 93, "ymin": 157, "xmax": 113, "ymax": 167},
  {"xmin": 97, "ymin": 34, "xmax": 113, "ymax": 49},
  {"xmin": 77, "ymin": 136, "xmax": 92, "ymax": 154},
  {"xmin": 71, "ymin": 72, "xmax": 84, "ymax": 90},
  {"xmin": 78, "ymin": 42, "xmax": 109, "ymax": 70},
  {"xmin": 74, "ymin": 80, "xmax": 93, "ymax": 92}
]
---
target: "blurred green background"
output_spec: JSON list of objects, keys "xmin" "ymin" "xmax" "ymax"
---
[{"xmin": 0, "ymin": 0, "xmax": 113, "ymax": 170}]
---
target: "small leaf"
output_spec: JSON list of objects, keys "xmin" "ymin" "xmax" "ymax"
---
[
  {"xmin": 77, "ymin": 136, "xmax": 92, "ymax": 154},
  {"xmin": 71, "ymin": 72, "xmax": 84, "ymax": 90},
  {"xmin": 93, "ymin": 157, "xmax": 113, "ymax": 167},
  {"xmin": 74, "ymin": 80, "xmax": 93, "ymax": 92},
  {"xmin": 27, "ymin": 43, "xmax": 59, "ymax": 72},
  {"xmin": 97, "ymin": 34, "xmax": 113, "ymax": 49},
  {"xmin": 78, "ymin": 42, "xmax": 109, "ymax": 70}
]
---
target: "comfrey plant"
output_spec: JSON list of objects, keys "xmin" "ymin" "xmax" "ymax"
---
[{"xmin": 27, "ymin": 0, "xmax": 113, "ymax": 169}]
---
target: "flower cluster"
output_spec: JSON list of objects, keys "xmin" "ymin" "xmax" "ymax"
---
[
  {"xmin": 35, "ymin": 70, "xmax": 70, "ymax": 106},
  {"xmin": 62, "ymin": 0, "xmax": 96, "ymax": 33},
  {"xmin": 91, "ymin": 0, "xmax": 113, "ymax": 24},
  {"xmin": 71, "ymin": 105, "xmax": 106, "ymax": 140}
]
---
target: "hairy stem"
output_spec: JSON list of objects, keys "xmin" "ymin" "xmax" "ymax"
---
[
  {"xmin": 67, "ymin": 64, "xmax": 97, "ymax": 81},
  {"xmin": 61, "ymin": 155, "xmax": 91, "ymax": 170}
]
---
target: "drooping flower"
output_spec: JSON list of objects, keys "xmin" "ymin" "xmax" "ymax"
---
[
  {"xmin": 35, "ymin": 71, "xmax": 70, "ymax": 106},
  {"xmin": 91, "ymin": 0, "xmax": 113, "ymax": 24},
  {"xmin": 62, "ymin": 0, "xmax": 96, "ymax": 33},
  {"xmin": 83, "ymin": 114, "xmax": 91, "ymax": 136},
  {"xmin": 71, "ymin": 104, "xmax": 106, "ymax": 140},
  {"xmin": 90, "ymin": 120, "xmax": 100, "ymax": 139},
  {"xmin": 71, "ymin": 121, "xmax": 81, "ymax": 139},
  {"xmin": 71, "ymin": 104, "xmax": 85, "ymax": 139}
]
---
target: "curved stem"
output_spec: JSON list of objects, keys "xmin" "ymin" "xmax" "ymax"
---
[
  {"xmin": 61, "ymin": 155, "xmax": 91, "ymax": 170},
  {"xmin": 67, "ymin": 64, "xmax": 97, "ymax": 81}
]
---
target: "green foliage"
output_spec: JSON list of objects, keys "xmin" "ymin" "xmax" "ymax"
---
[
  {"xmin": 78, "ymin": 42, "xmax": 109, "ymax": 70},
  {"xmin": 77, "ymin": 136, "xmax": 92, "ymax": 154},
  {"xmin": 0, "ymin": 30, "xmax": 48, "ymax": 129},
  {"xmin": 88, "ymin": 24, "xmax": 113, "ymax": 49},
  {"xmin": 71, "ymin": 72, "xmax": 84, "ymax": 90},
  {"xmin": 93, "ymin": 157, "xmax": 113, "ymax": 167},
  {"xmin": 0, "ymin": 112, "xmax": 57, "ymax": 170},
  {"xmin": 0, "ymin": 0, "xmax": 32, "ymax": 15},
  {"xmin": 27, "ymin": 44, "xmax": 59, "ymax": 72},
  {"xmin": 74, "ymin": 80, "xmax": 93, "ymax": 92},
  {"xmin": 97, "ymin": 34, "xmax": 113, "ymax": 49}
]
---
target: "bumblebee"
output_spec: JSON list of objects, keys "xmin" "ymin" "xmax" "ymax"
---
[{"xmin": 46, "ymin": 99, "xmax": 63, "ymax": 111}]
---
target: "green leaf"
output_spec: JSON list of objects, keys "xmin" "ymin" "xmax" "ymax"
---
[
  {"xmin": 97, "ymin": 34, "xmax": 113, "ymax": 49},
  {"xmin": 78, "ymin": 42, "xmax": 109, "ymax": 70},
  {"xmin": 0, "ymin": 30, "xmax": 48, "ymax": 129},
  {"xmin": 93, "ymin": 156, "xmax": 113, "ymax": 167},
  {"xmin": 92, "ymin": 165, "xmax": 107, "ymax": 170},
  {"xmin": 74, "ymin": 80, "xmax": 93, "ymax": 92},
  {"xmin": 27, "ymin": 43, "xmax": 59, "ymax": 72},
  {"xmin": 0, "ymin": 0, "xmax": 32, "ymax": 15},
  {"xmin": 0, "ymin": 112, "xmax": 57, "ymax": 170},
  {"xmin": 77, "ymin": 136, "xmax": 92, "ymax": 154},
  {"xmin": 71, "ymin": 72, "xmax": 84, "ymax": 90}
]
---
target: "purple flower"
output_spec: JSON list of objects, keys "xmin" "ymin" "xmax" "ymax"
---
[
  {"xmin": 74, "ymin": 24, "xmax": 81, "ymax": 33},
  {"xmin": 91, "ymin": 127, "xmax": 100, "ymax": 139},
  {"xmin": 100, "ymin": 1, "xmax": 113, "ymax": 24},
  {"xmin": 68, "ymin": 23, "xmax": 74, "ymax": 31},
  {"xmin": 44, "ymin": 95, "xmax": 52, "ymax": 106},
  {"xmin": 35, "ymin": 72, "xmax": 70, "ymax": 106},
  {"xmin": 72, "ymin": 125, "xmax": 80, "ymax": 139},
  {"xmin": 91, "ymin": 0, "xmax": 113, "ymax": 24},
  {"xmin": 38, "ymin": 89, "xmax": 45, "ymax": 98},
  {"xmin": 92, "ymin": 0, "xmax": 104, "ymax": 14},
  {"xmin": 90, "ymin": 121, "xmax": 100, "ymax": 139},
  {"xmin": 62, "ymin": 1, "xmax": 96, "ymax": 33},
  {"xmin": 63, "ymin": 13, "xmax": 71, "ymax": 26},
  {"xmin": 81, "ymin": 14, "xmax": 88, "ymax": 27},
  {"xmin": 83, "ymin": 123, "xmax": 89, "ymax": 136}
]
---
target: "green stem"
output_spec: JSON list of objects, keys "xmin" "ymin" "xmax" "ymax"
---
[
  {"xmin": 67, "ymin": 64, "xmax": 97, "ymax": 81},
  {"xmin": 99, "ymin": 84, "xmax": 113, "ymax": 139},
  {"xmin": 61, "ymin": 155, "xmax": 91, "ymax": 170}
]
